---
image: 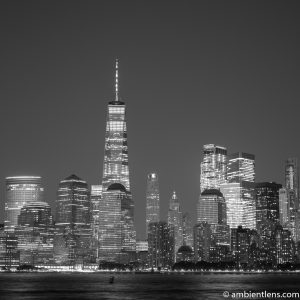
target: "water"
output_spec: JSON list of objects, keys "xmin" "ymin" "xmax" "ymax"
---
[{"xmin": 0, "ymin": 273, "xmax": 300, "ymax": 300}]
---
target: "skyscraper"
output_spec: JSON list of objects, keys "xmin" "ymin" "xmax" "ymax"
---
[
  {"xmin": 90, "ymin": 185, "xmax": 102, "ymax": 258},
  {"xmin": 146, "ymin": 173, "xmax": 160, "ymax": 235},
  {"xmin": 200, "ymin": 144, "xmax": 227, "ymax": 192},
  {"xmin": 54, "ymin": 174, "xmax": 91, "ymax": 265},
  {"xmin": 284, "ymin": 158, "xmax": 299, "ymax": 241},
  {"xmin": 279, "ymin": 188, "xmax": 289, "ymax": 227},
  {"xmin": 255, "ymin": 182, "xmax": 282, "ymax": 226},
  {"xmin": 148, "ymin": 221, "xmax": 174, "ymax": 269},
  {"xmin": 5, "ymin": 176, "xmax": 44, "ymax": 231},
  {"xmin": 182, "ymin": 212, "xmax": 193, "ymax": 249},
  {"xmin": 220, "ymin": 152, "xmax": 256, "ymax": 230},
  {"xmin": 167, "ymin": 191, "xmax": 183, "ymax": 257},
  {"xmin": 99, "ymin": 60, "xmax": 136, "ymax": 261}
]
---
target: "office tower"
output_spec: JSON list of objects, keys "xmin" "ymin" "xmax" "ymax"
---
[
  {"xmin": 167, "ymin": 191, "xmax": 183, "ymax": 257},
  {"xmin": 231, "ymin": 226, "xmax": 251, "ymax": 266},
  {"xmin": 182, "ymin": 212, "xmax": 193, "ymax": 249},
  {"xmin": 220, "ymin": 152, "xmax": 256, "ymax": 230},
  {"xmin": 54, "ymin": 174, "xmax": 91, "ymax": 265},
  {"xmin": 284, "ymin": 158, "xmax": 299, "ymax": 241},
  {"xmin": 275, "ymin": 225, "xmax": 295, "ymax": 265},
  {"xmin": 146, "ymin": 173, "xmax": 160, "ymax": 235},
  {"xmin": 99, "ymin": 60, "xmax": 136, "ymax": 261},
  {"xmin": 227, "ymin": 152, "xmax": 255, "ymax": 183},
  {"xmin": 259, "ymin": 219, "xmax": 277, "ymax": 265},
  {"xmin": 197, "ymin": 189, "xmax": 227, "ymax": 224},
  {"xmin": 16, "ymin": 202, "xmax": 54, "ymax": 265},
  {"xmin": 200, "ymin": 144, "xmax": 227, "ymax": 192},
  {"xmin": 148, "ymin": 221, "xmax": 174, "ymax": 269},
  {"xmin": 255, "ymin": 182, "xmax": 282, "ymax": 227},
  {"xmin": 279, "ymin": 188, "xmax": 289, "ymax": 226},
  {"xmin": 99, "ymin": 183, "xmax": 135, "ymax": 263},
  {"xmin": 5, "ymin": 176, "xmax": 44, "ymax": 231},
  {"xmin": 136, "ymin": 240, "xmax": 149, "ymax": 269},
  {"xmin": 0, "ymin": 229, "xmax": 19, "ymax": 269},
  {"xmin": 193, "ymin": 222, "xmax": 211, "ymax": 262},
  {"xmin": 90, "ymin": 185, "xmax": 102, "ymax": 258}
]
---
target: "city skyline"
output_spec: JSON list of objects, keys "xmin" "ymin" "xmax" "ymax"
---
[{"xmin": 1, "ymin": 1, "xmax": 300, "ymax": 240}]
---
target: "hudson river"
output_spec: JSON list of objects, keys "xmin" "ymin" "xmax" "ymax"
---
[{"xmin": 1, "ymin": 273, "xmax": 300, "ymax": 300}]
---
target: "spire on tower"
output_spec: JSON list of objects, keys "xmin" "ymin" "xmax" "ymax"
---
[{"xmin": 115, "ymin": 58, "xmax": 119, "ymax": 102}]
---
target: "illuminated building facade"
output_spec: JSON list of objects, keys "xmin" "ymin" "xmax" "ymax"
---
[
  {"xmin": 275, "ymin": 225, "xmax": 295, "ymax": 264},
  {"xmin": 200, "ymin": 144, "xmax": 227, "ymax": 192},
  {"xmin": 54, "ymin": 174, "xmax": 91, "ymax": 265},
  {"xmin": 148, "ymin": 221, "xmax": 174, "ymax": 269},
  {"xmin": 279, "ymin": 188, "xmax": 289, "ymax": 226},
  {"xmin": 90, "ymin": 185, "xmax": 102, "ymax": 258},
  {"xmin": 221, "ymin": 152, "xmax": 256, "ymax": 230},
  {"xmin": 255, "ymin": 182, "xmax": 282, "ymax": 227},
  {"xmin": 146, "ymin": 173, "xmax": 160, "ymax": 236},
  {"xmin": 193, "ymin": 222, "xmax": 211, "ymax": 262},
  {"xmin": 100, "ymin": 60, "xmax": 136, "ymax": 261},
  {"xmin": 98, "ymin": 183, "xmax": 135, "ymax": 262},
  {"xmin": 16, "ymin": 202, "xmax": 54, "ymax": 265},
  {"xmin": 284, "ymin": 158, "xmax": 299, "ymax": 241},
  {"xmin": 167, "ymin": 191, "xmax": 183, "ymax": 258},
  {"xmin": 5, "ymin": 176, "xmax": 44, "ymax": 231},
  {"xmin": 182, "ymin": 212, "xmax": 193, "ymax": 249},
  {"xmin": 197, "ymin": 189, "xmax": 227, "ymax": 224}
]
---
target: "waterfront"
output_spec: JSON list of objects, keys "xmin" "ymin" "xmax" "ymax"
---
[{"xmin": 1, "ymin": 273, "xmax": 300, "ymax": 300}]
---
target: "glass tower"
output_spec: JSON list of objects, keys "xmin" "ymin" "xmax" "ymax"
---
[
  {"xmin": 54, "ymin": 174, "xmax": 91, "ymax": 265},
  {"xmin": 99, "ymin": 60, "xmax": 136, "ymax": 261},
  {"xmin": 200, "ymin": 144, "xmax": 227, "ymax": 192},
  {"xmin": 220, "ymin": 152, "xmax": 256, "ymax": 230},
  {"xmin": 146, "ymin": 173, "xmax": 160, "ymax": 235},
  {"xmin": 167, "ymin": 191, "xmax": 183, "ymax": 258},
  {"xmin": 5, "ymin": 176, "xmax": 44, "ymax": 232}
]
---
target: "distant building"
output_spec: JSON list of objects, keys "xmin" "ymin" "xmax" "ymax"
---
[
  {"xmin": 146, "ymin": 173, "xmax": 160, "ymax": 236},
  {"xmin": 5, "ymin": 176, "xmax": 44, "ymax": 231},
  {"xmin": 279, "ymin": 188, "xmax": 289, "ymax": 226},
  {"xmin": 16, "ymin": 202, "xmax": 54, "ymax": 265},
  {"xmin": 182, "ymin": 212, "xmax": 194, "ymax": 249},
  {"xmin": 200, "ymin": 144, "xmax": 227, "ymax": 192},
  {"xmin": 275, "ymin": 225, "xmax": 295, "ymax": 265},
  {"xmin": 193, "ymin": 222, "xmax": 211, "ymax": 262},
  {"xmin": 167, "ymin": 191, "xmax": 183, "ymax": 259},
  {"xmin": 54, "ymin": 174, "xmax": 91, "ymax": 265},
  {"xmin": 176, "ymin": 245, "xmax": 194, "ymax": 262},
  {"xmin": 231, "ymin": 226, "xmax": 251, "ymax": 266},
  {"xmin": 148, "ymin": 221, "xmax": 174, "ymax": 269},
  {"xmin": 90, "ymin": 185, "xmax": 102, "ymax": 259},
  {"xmin": 284, "ymin": 158, "xmax": 299, "ymax": 241},
  {"xmin": 255, "ymin": 182, "xmax": 282, "ymax": 227}
]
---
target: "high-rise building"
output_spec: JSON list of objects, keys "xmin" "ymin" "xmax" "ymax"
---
[
  {"xmin": 227, "ymin": 152, "xmax": 255, "ymax": 183},
  {"xmin": 284, "ymin": 158, "xmax": 299, "ymax": 241},
  {"xmin": 146, "ymin": 173, "xmax": 160, "ymax": 236},
  {"xmin": 167, "ymin": 191, "xmax": 183, "ymax": 257},
  {"xmin": 200, "ymin": 144, "xmax": 227, "ymax": 192},
  {"xmin": 279, "ymin": 188, "xmax": 289, "ymax": 227},
  {"xmin": 54, "ymin": 174, "xmax": 91, "ymax": 265},
  {"xmin": 255, "ymin": 182, "xmax": 282, "ymax": 227},
  {"xmin": 98, "ymin": 183, "xmax": 135, "ymax": 263},
  {"xmin": 16, "ymin": 202, "xmax": 54, "ymax": 265},
  {"xmin": 182, "ymin": 212, "xmax": 193, "ymax": 249},
  {"xmin": 148, "ymin": 221, "xmax": 174, "ymax": 269},
  {"xmin": 99, "ymin": 60, "xmax": 136, "ymax": 261},
  {"xmin": 275, "ymin": 225, "xmax": 295, "ymax": 265},
  {"xmin": 193, "ymin": 222, "xmax": 211, "ymax": 262},
  {"xmin": 5, "ymin": 176, "xmax": 44, "ymax": 231},
  {"xmin": 90, "ymin": 185, "xmax": 102, "ymax": 259},
  {"xmin": 197, "ymin": 189, "xmax": 227, "ymax": 225},
  {"xmin": 221, "ymin": 152, "xmax": 256, "ymax": 230}
]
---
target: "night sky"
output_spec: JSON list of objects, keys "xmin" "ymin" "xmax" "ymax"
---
[{"xmin": 1, "ymin": 0, "xmax": 300, "ymax": 239}]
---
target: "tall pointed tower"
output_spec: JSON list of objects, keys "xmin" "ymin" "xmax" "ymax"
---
[
  {"xmin": 102, "ymin": 59, "xmax": 130, "ymax": 191},
  {"xmin": 99, "ymin": 60, "xmax": 136, "ymax": 262}
]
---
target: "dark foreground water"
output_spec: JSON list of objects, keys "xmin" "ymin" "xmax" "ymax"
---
[{"xmin": 1, "ymin": 273, "xmax": 300, "ymax": 300}]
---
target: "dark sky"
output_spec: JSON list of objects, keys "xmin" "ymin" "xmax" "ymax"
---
[{"xmin": 1, "ymin": 0, "xmax": 300, "ymax": 240}]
